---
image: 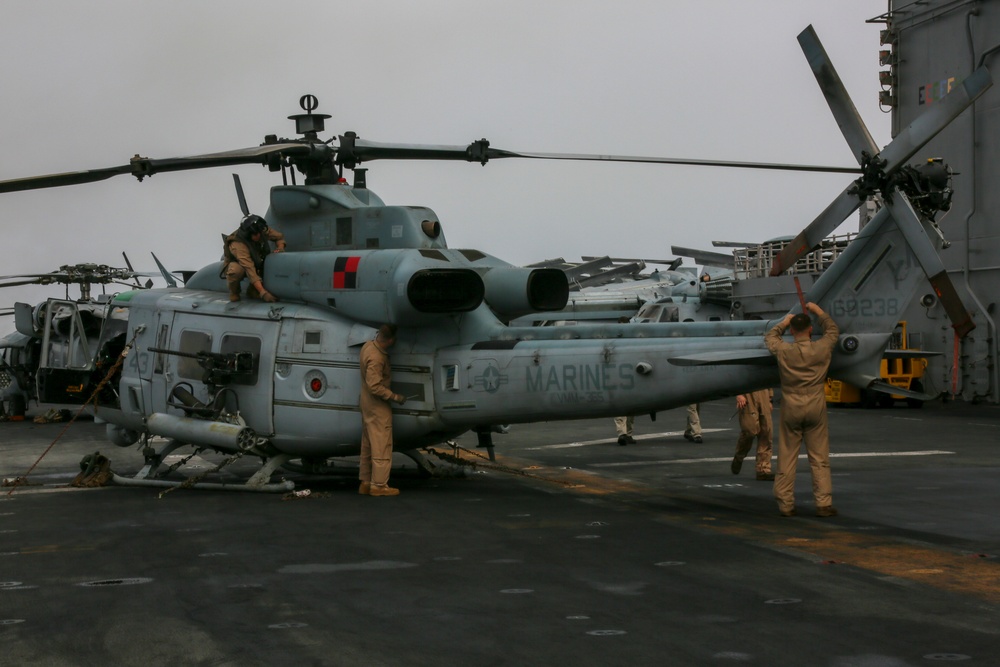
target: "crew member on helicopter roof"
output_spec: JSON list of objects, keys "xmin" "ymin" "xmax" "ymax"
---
[{"xmin": 223, "ymin": 214, "xmax": 286, "ymax": 302}]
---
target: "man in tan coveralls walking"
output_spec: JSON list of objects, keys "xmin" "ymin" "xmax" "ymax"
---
[
  {"xmin": 731, "ymin": 388, "xmax": 774, "ymax": 481},
  {"xmin": 359, "ymin": 324, "xmax": 407, "ymax": 497},
  {"xmin": 765, "ymin": 302, "xmax": 839, "ymax": 517}
]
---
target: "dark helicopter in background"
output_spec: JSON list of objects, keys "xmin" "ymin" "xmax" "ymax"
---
[{"xmin": 0, "ymin": 26, "xmax": 988, "ymax": 490}]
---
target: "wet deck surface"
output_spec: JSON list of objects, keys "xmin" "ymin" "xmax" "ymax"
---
[{"xmin": 2, "ymin": 399, "xmax": 999, "ymax": 666}]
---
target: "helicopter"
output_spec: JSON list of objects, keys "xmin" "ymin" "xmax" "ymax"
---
[
  {"xmin": 0, "ymin": 25, "xmax": 989, "ymax": 491},
  {"xmin": 0, "ymin": 261, "xmax": 179, "ymax": 417},
  {"xmin": 512, "ymin": 256, "xmax": 732, "ymax": 326},
  {"xmin": 0, "ymin": 328, "xmax": 35, "ymax": 419}
]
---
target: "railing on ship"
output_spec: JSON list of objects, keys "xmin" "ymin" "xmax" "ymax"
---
[{"xmin": 733, "ymin": 232, "xmax": 857, "ymax": 280}]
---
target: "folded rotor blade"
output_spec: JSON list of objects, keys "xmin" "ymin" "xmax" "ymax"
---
[
  {"xmin": 770, "ymin": 187, "xmax": 861, "ymax": 276},
  {"xmin": 712, "ymin": 241, "xmax": 758, "ymax": 248},
  {"xmin": 797, "ymin": 25, "xmax": 879, "ymax": 162},
  {"xmin": 884, "ymin": 194, "xmax": 975, "ymax": 336},
  {"xmin": 670, "ymin": 246, "xmax": 734, "ymax": 268},
  {"xmin": 878, "ymin": 67, "xmax": 991, "ymax": 172},
  {"xmin": 772, "ymin": 65, "xmax": 992, "ymax": 276},
  {"xmin": 800, "ymin": 25, "xmax": 991, "ymax": 175}
]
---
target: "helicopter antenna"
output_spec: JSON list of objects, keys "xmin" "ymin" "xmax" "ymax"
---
[
  {"xmin": 232, "ymin": 174, "xmax": 250, "ymax": 217},
  {"xmin": 151, "ymin": 252, "xmax": 179, "ymax": 288},
  {"xmin": 122, "ymin": 251, "xmax": 144, "ymax": 289}
]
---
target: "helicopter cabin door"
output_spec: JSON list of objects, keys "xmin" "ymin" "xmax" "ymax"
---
[
  {"xmin": 35, "ymin": 299, "xmax": 101, "ymax": 404},
  {"xmin": 160, "ymin": 313, "xmax": 278, "ymax": 434}
]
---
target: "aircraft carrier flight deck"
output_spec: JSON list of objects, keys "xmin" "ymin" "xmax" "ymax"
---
[{"xmin": 2, "ymin": 399, "xmax": 998, "ymax": 666}]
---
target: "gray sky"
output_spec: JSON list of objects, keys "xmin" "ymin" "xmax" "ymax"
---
[{"xmin": 0, "ymin": 1, "xmax": 890, "ymax": 334}]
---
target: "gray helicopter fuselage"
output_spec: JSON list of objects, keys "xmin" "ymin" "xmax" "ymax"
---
[
  {"xmin": 96, "ymin": 288, "xmax": 890, "ymax": 461},
  {"xmin": 92, "ymin": 178, "xmax": 934, "ymax": 460},
  {"xmin": 99, "ymin": 289, "xmax": 761, "ymax": 455}
]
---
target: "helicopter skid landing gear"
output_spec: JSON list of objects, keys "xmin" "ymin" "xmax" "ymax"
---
[
  {"xmin": 120, "ymin": 439, "xmax": 294, "ymax": 492},
  {"xmin": 403, "ymin": 449, "xmax": 437, "ymax": 477},
  {"xmin": 110, "ymin": 473, "xmax": 294, "ymax": 493},
  {"xmin": 476, "ymin": 432, "xmax": 496, "ymax": 462},
  {"xmin": 125, "ymin": 432, "xmax": 294, "ymax": 492},
  {"xmin": 403, "ymin": 449, "xmax": 468, "ymax": 478},
  {"xmin": 246, "ymin": 453, "xmax": 293, "ymax": 489},
  {"xmin": 134, "ymin": 438, "xmax": 186, "ymax": 480}
]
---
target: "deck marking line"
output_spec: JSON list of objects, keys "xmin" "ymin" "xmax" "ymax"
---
[
  {"xmin": 590, "ymin": 450, "xmax": 955, "ymax": 468},
  {"xmin": 525, "ymin": 428, "xmax": 732, "ymax": 450}
]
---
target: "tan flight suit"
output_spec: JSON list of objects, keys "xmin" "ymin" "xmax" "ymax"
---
[
  {"xmin": 734, "ymin": 388, "xmax": 773, "ymax": 474},
  {"xmin": 359, "ymin": 339, "xmax": 396, "ymax": 487},
  {"xmin": 765, "ymin": 312, "xmax": 839, "ymax": 513},
  {"xmin": 684, "ymin": 403, "xmax": 702, "ymax": 437},
  {"xmin": 224, "ymin": 228, "xmax": 285, "ymax": 296}
]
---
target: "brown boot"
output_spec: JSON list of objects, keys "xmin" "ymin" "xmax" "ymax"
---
[
  {"xmin": 227, "ymin": 280, "xmax": 241, "ymax": 302},
  {"xmin": 358, "ymin": 482, "xmax": 370, "ymax": 495},
  {"xmin": 369, "ymin": 484, "xmax": 400, "ymax": 497}
]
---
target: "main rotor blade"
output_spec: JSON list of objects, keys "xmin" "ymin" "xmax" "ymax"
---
[
  {"xmin": 128, "ymin": 143, "xmax": 317, "ymax": 177},
  {"xmin": 797, "ymin": 25, "xmax": 879, "ymax": 162},
  {"xmin": 0, "ymin": 272, "xmax": 60, "ymax": 280},
  {"xmin": 489, "ymin": 150, "xmax": 861, "ymax": 174},
  {"xmin": 0, "ymin": 165, "xmax": 134, "ymax": 193},
  {"xmin": 345, "ymin": 139, "xmax": 489, "ymax": 163},
  {"xmin": 0, "ymin": 143, "xmax": 314, "ymax": 194},
  {"xmin": 347, "ymin": 138, "xmax": 860, "ymax": 174},
  {"xmin": 885, "ymin": 194, "xmax": 975, "ymax": 336},
  {"xmin": 0, "ymin": 278, "xmax": 53, "ymax": 288}
]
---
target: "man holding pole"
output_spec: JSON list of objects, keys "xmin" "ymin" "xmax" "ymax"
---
[{"xmin": 765, "ymin": 302, "xmax": 839, "ymax": 517}]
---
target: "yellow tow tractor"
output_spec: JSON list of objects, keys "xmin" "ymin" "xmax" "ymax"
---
[{"xmin": 826, "ymin": 321, "xmax": 928, "ymax": 408}]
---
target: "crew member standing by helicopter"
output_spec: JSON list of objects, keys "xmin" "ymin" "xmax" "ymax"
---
[
  {"xmin": 223, "ymin": 214, "xmax": 285, "ymax": 302},
  {"xmin": 359, "ymin": 324, "xmax": 407, "ymax": 497},
  {"xmin": 766, "ymin": 302, "xmax": 839, "ymax": 517},
  {"xmin": 731, "ymin": 388, "xmax": 774, "ymax": 480},
  {"xmin": 681, "ymin": 273, "xmax": 714, "ymax": 444}
]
